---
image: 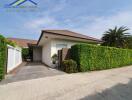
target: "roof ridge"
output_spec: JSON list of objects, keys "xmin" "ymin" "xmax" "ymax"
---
[{"xmin": 8, "ymin": 37, "xmax": 37, "ymax": 41}]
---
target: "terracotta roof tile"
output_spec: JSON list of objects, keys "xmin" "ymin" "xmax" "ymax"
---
[
  {"xmin": 43, "ymin": 30, "xmax": 102, "ymax": 42},
  {"xmin": 8, "ymin": 38, "xmax": 37, "ymax": 48}
]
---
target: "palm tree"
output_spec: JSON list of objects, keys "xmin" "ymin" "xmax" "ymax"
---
[
  {"xmin": 101, "ymin": 26, "xmax": 130, "ymax": 48},
  {"xmin": 126, "ymin": 36, "xmax": 132, "ymax": 49}
]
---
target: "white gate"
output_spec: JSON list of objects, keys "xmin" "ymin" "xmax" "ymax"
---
[{"xmin": 7, "ymin": 45, "xmax": 22, "ymax": 73}]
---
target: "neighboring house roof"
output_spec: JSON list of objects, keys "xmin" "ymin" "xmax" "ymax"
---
[
  {"xmin": 8, "ymin": 38, "xmax": 37, "ymax": 48},
  {"xmin": 38, "ymin": 30, "xmax": 102, "ymax": 44}
]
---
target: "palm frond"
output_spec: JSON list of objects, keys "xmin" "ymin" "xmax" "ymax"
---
[{"xmin": 101, "ymin": 26, "xmax": 131, "ymax": 48}]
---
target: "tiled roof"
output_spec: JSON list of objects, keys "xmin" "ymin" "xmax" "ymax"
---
[
  {"xmin": 42, "ymin": 30, "xmax": 102, "ymax": 42},
  {"xmin": 8, "ymin": 38, "xmax": 37, "ymax": 48}
]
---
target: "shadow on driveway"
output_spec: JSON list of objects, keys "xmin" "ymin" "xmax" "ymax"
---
[
  {"xmin": 0, "ymin": 62, "xmax": 65, "ymax": 84},
  {"xmin": 80, "ymin": 78, "xmax": 132, "ymax": 100}
]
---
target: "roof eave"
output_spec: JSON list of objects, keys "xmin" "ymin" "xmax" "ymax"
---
[
  {"xmin": 43, "ymin": 30, "xmax": 102, "ymax": 43},
  {"xmin": 37, "ymin": 30, "xmax": 44, "ymax": 46},
  {"xmin": 37, "ymin": 30, "xmax": 103, "ymax": 45}
]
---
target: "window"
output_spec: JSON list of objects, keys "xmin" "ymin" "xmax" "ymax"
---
[{"xmin": 56, "ymin": 44, "xmax": 67, "ymax": 51}]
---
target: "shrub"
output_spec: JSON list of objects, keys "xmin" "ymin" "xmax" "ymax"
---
[
  {"xmin": 71, "ymin": 44, "xmax": 132, "ymax": 72},
  {"xmin": 0, "ymin": 34, "xmax": 17, "ymax": 80},
  {"xmin": 0, "ymin": 35, "xmax": 16, "ymax": 47},
  {"xmin": 6, "ymin": 40, "xmax": 16, "ymax": 47},
  {"xmin": 22, "ymin": 48, "xmax": 29, "ymax": 60},
  {"xmin": 0, "ymin": 35, "xmax": 7, "ymax": 80},
  {"xmin": 62, "ymin": 59, "xmax": 78, "ymax": 73},
  {"xmin": 52, "ymin": 54, "xmax": 58, "ymax": 64}
]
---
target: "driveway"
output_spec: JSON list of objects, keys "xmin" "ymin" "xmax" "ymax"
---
[
  {"xmin": 1, "ymin": 62, "xmax": 65, "ymax": 84},
  {"xmin": 0, "ymin": 65, "xmax": 132, "ymax": 100}
]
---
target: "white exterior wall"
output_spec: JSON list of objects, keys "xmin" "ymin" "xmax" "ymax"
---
[
  {"xmin": 51, "ymin": 39, "xmax": 78, "ymax": 57},
  {"xmin": 7, "ymin": 45, "xmax": 22, "ymax": 73},
  {"xmin": 42, "ymin": 41, "xmax": 52, "ymax": 66},
  {"xmin": 42, "ymin": 39, "xmax": 78, "ymax": 67},
  {"xmin": 33, "ymin": 47, "xmax": 42, "ymax": 62}
]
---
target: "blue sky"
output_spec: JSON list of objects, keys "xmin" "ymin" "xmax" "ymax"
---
[{"xmin": 0, "ymin": 0, "xmax": 132, "ymax": 40}]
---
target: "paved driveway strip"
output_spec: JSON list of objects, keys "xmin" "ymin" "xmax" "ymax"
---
[
  {"xmin": 0, "ymin": 65, "xmax": 132, "ymax": 100},
  {"xmin": 1, "ymin": 62, "xmax": 65, "ymax": 84}
]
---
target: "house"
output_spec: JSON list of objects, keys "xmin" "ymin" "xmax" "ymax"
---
[
  {"xmin": 8, "ymin": 38, "xmax": 37, "ymax": 48},
  {"xmin": 37, "ymin": 30, "xmax": 102, "ymax": 67},
  {"xmin": 7, "ymin": 38, "xmax": 43, "ymax": 62},
  {"xmin": 8, "ymin": 38, "xmax": 39, "ymax": 62},
  {"xmin": 8, "ymin": 30, "xmax": 102, "ymax": 67}
]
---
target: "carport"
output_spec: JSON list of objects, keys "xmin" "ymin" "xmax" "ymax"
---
[{"xmin": 28, "ymin": 44, "xmax": 42, "ymax": 62}]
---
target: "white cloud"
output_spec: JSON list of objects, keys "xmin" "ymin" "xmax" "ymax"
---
[
  {"xmin": 25, "ymin": 10, "xmax": 132, "ymax": 39},
  {"xmin": 52, "ymin": 0, "xmax": 67, "ymax": 12},
  {"xmin": 40, "ymin": 0, "xmax": 67, "ymax": 15},
  {"xmin": 25, "ymin": 0, "xmax": 68, "ymax": 30},
  {"xmin": 72, "ymin": 11, "xmax": 132, "ymax": 39},
  {"xmin": 25, "ymin": 16, "xmax": 59, "ymax": 29}
]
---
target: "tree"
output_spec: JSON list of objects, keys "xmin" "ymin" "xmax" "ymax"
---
[
  {"xmin": 126, "ymin": 36, "xmax": 132, "ymax": 49},
  {"xmin": 101, "ymin": 26, "xmax": 130, "ymax": 48}
]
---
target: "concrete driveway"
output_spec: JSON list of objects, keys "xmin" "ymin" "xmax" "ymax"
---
[
  {"xmin": 1, "ymin": 62, "xmax": 65, "ymax": 84},
  {"xmin": 0, "ymin": 65, "xmax": 132, "ymax": 100}
]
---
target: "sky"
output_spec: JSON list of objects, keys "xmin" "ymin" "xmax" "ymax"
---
[{"xmin": 0, "ymin": 0, "xmax": 132, "ymax": 40}]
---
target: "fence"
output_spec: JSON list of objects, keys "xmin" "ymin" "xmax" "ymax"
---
[
  {"xmin": 7, "ymin": 45, "xmax": 22, "ymax": 73},
  {"xmin": 58, "ymin": 48, "xmax": 71, "ymax": 68}
]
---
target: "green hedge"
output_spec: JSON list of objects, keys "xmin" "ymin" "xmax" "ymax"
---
[
  {"xmin": 22, "ymin": 48, "xmax": 29, "ymax": 60},
  {"xmin": 62, "ymin": 59, "xmax": 78, "ymax": 73},
  {"xmin": 0, "ymin": 34, "xmax": 17, "ymax": 80},
  {"xmin": 0, "ymin": 35, "xmax": 7, "ymax": 80},
  {"xmin": 71, "ymin": 44, "xmax": 132, "ymax": 72}
]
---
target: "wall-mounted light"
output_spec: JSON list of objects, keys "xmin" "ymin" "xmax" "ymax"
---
[{"xmin": 45, "ymin": 36, "xmax": 48, "ymax": 38}]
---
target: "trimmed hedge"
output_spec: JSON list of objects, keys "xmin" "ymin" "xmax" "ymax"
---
[
  {"xmin": 0, "ymin": 35, "xmax": 7, "ymax": 80},
  {"xmin": 62, "ymin": 59, "xmax": 78, "ymax": 73},
  {"xmin": 0, "ymin": 34, "xmax": 16, "ymax": 80},
  {"xmin": 71, "ymin": 44, "xmax": 132, "ymax": 72}
]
